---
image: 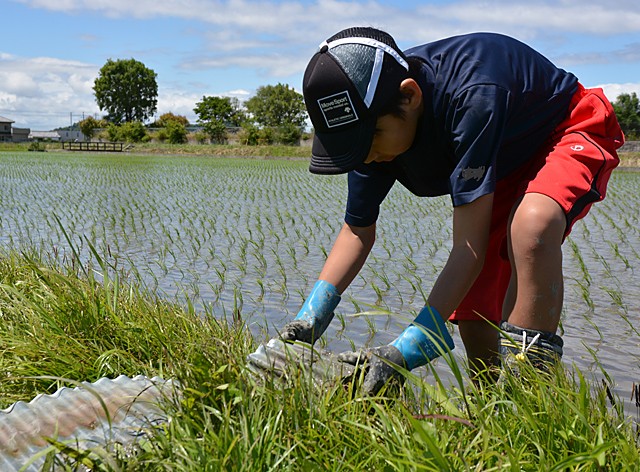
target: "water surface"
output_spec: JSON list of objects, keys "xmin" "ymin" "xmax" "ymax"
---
[{"xmin": 1, "ymin": 152, "xmax": 637, "ymax": 416}]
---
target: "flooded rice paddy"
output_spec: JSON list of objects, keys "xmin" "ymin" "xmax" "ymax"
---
[{"xmin": 1, "ymin": 152, "xmax": 638, "ymax": 415}]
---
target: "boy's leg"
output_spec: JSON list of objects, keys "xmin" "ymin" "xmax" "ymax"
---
[
  {"xmin": 454, "ymin": 172, "xmax": 519, "ymax": 377},
  {"xmin": 458, "ymin": 319, "xmax": 500, "ymax": 376},
  {"xmin": 501, "ymin": 85, "xmax": 622, "ymax": 367},
  {"xmin": 503, "ymin": 192, "xmax": 566, "ymax": 333}
]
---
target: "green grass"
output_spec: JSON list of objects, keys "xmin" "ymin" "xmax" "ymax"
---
[
  {"xmin": 0, "ymin": 141, "xmax": 312, "ymax": 158},
  {"xmin": 619, "ymin": 151, "xmax": 640, "ymax": 167},
  {"xmin": 0, "ymin": 251, "xmax": 637, "ymax": 471},
  {"xmin": 1, "ymin": 141, "xmax": 637, "ymax": 165}
]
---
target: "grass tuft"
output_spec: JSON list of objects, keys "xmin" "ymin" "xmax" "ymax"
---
[{"xmin": 0, "ymin": 251, "xmax": 637, "ymax": 470}]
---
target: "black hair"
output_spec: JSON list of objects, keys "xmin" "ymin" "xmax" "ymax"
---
[{"xmin": 376, "ymin": 57, "xmax": 423, "ymax": 119}]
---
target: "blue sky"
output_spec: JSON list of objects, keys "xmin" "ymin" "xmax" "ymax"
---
[{"xmin": 2, "ymin": 0, "xmax": 639, "ymax": 130}]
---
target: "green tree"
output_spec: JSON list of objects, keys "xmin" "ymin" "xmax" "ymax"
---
[
  {"xmin": 245, "ymin": 83, "xmax": 306, "ymax": 129},
  {"xmin": 244, "ymin": 83, "xmax": 306, "ymax": 144},
  {"xmin": 238, "ymin": 123, "xmax": 274, "ymax": 145},
  {"xmin": 612, "ymin": 92, "xmax": 640, "ymax": 139},
  {"xmin": 194, "ymin": 96, "xmax": 244, "ymax": 143},
  {"xmin": 164, "ymin": 120, "xmax": 188, "ymax": 144},
  {"xmin": 107, "ymin": 122, "xmax": 149, "ymax": 143},
  {"xmin": 78, "ymin": 116, "xmax": 107, "ymax": 140},
  {"xmin": 93, "ymin": 58, "xmax": 158, "ymax": 124},
  {"xmin": 152, "ymin": 112, "xmax": 189, "ymax": 144},
  {"xmin": 153, "ymin": 112, "xmax": 189, "ymax": 128}
]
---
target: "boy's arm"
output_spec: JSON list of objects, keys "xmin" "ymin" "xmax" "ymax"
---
[
  {"xmin": 337, "ymin": 194, "xmax": 495, "ymax": 395},
  {"xmin": 279, "ymin": 222, "xmax": 375, "ymax": 344},
  {"xmin": 319, "ymin": 222, "xmax": 376, "ymax": 293},
  {"xmin": 427, "ymin": 193, "xmax": 494, "ymax": 318}
]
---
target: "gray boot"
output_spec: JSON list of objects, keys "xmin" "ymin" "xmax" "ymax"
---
[{"xmin": 499, "ymin": 321, "xmax": 563, "ymax": 373}]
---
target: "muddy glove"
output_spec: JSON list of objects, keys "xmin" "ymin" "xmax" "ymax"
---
[
  {"xmin": 280, "ymin": 280, "xmax": 341, "ymax": 344},
  {"xmin": 338, "ymin": 345, "xmax": 407, "ymax": 395},
  {"xmin": 339, "ymin": 306, "xmax": 455, "ymax": 395}
]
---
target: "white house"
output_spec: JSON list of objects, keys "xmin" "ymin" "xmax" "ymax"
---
[{"xmin": 29, "ymin": 131, "xmax": 61, "ymax": 141}]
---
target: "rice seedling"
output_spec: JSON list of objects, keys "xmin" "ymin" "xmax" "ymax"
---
[{"xmin": 608, "ymin": 241, "xmax": 632, "ymax": 270}]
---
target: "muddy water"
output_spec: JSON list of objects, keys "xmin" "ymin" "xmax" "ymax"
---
[{"xmin": 0, "ymin": 153, "xmax": 638, "ymax": 418}]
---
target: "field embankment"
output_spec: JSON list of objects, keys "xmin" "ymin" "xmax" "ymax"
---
[{"xmin": 2, "ymin": 141, "xmax": 639, "ymax": 166}]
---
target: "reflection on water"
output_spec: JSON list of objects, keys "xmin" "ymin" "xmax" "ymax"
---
[{"xmin": 0, "ymin": 153, "xmax": 638, "ymax": 416}]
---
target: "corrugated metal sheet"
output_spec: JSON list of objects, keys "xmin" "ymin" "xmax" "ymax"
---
[
  {"xmin": 247, "ymin": 338, "xmax": 356, "ymax": 385},
  {"xmin": 0, "ymin": 375, "xmax": 179, "ymax": 471}
]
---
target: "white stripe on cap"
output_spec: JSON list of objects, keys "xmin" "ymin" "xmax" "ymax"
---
[
  {"xmin": 364, "ymin": 48, "xmax": 385, "ymax": 107},
  {"xmin": 319, "ymin": 36, "xmax": 409, "ymax": 109},
  {"xmin": 320, "ymin": 37, "xmax": 409, "ymax": 70}
]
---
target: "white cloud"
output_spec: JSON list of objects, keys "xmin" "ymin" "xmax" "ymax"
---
[
  {"xmin": 0, "ymin": 53, "xmax": 100, "ymax": 129},
  {"xmin": 0, "ymin": 46, "xmax": 254, "ymax": 129},
  {"xmin": 411, "ymin": 2, "xmax": 640, "ymax": 37},
  {"xmin": 155, "ymin": 90, "xmax": 200, "ymax": 122},
  {"xmin": 6, "ymin": 0, "xmax": 640, "ymax": 129},
  {"xmin": 15, "ymin": 0, "xmax": 640, "ymax": 38},
  {"xmin": 181, "ymin": 52, "xmax": 307, "ymax": 78},
  {"xmin": 557, "ymin": 43, "xmax": 640, "ymax": 66},
  {"xmin": 227, "ymin": 89, "xmax": 251, "ymax": 97},
  {"xmin": 597, "ymin": 83, "xmax": 640, "ymax": 102}
]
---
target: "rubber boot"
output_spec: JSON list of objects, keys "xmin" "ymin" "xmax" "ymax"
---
[{"xmin": 499, "ymin": 321, "xmax": 563, "ymax": 375}]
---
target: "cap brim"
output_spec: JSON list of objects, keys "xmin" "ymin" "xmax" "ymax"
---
[{"xmin": 309, "ymin": 116, "xmax": 375, "ymax": 175}]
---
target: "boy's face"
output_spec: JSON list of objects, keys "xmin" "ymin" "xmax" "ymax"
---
[{"xmin": 364, "ymin": 113, "xmax": 418, "ymax": 164}]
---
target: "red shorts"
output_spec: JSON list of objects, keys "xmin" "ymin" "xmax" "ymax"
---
[{"xmin": 450, "ymin": 84, "xmax": 624, "ymax": 324}]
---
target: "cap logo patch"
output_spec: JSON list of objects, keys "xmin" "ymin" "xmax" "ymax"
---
[{"xmin": 317, "ymin": 91, "xmax": 358, "ymax": 128}]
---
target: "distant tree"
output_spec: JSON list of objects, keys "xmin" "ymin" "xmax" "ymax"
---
[
  {"xmin": 227, "ymin": 97, "xmax": 246, "ymax": 127},
  {"xmin": 612, "ymin": 92, "xmax": 640, "ymax": 139},
  {"xmin": 93, "ymin": 58, "xmax": 158, "ymax": 124},
  {"xmin": 107, "ymin": 121, "xmax": 149, "ymax": 143},
  {"xmin": 153, "ymin": 112, "xmax": 189, "ymax": 128},
  {"xmin": 193, "ymin": 96, "xmax": 245, "ymax": 143},
  {"xmin": 78, "ymin": 116, "xmax": 107, "ymax": 140},
  {"xmin": 164, "ymin": 120, "xmax": 188, "ymax": 144},
  {"xmin": 245, "ymin": 83, "xmax": 306, "ymax": 129},
  {"xmin": 244, "ymin": 84, "xmax": 306, "ymax": 144},
  {"xmin": 237, "ymin": 123, "xmax": 274, "ymax": 145}
]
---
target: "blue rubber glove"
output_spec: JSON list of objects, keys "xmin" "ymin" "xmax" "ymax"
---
[
  {"xmin": 391, "ymin": 305, "xmax": 455, "ymax": 370},
  {"xmin": 339, "ymin": 306, "xmax": 455, "ymax": 395},
  {"xmin": 390, "ymin": 305, "xmax": 455, "ymax": 369},
  {"xmin": 280, "ymin": 280, "xmax": 341, "ymax": 344}
]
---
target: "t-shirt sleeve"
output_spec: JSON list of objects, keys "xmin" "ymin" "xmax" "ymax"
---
[
  {"xmin": 345, "ymin": 163, "xmax": 396, "ymax": 227},
  {"xmin": 448, "ymin": 85, "xmax": 510, "ymax": 206}
]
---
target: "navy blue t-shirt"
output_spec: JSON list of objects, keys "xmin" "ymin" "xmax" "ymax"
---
[{"xmin": 345, "ymin": 33, "xmax": 579, "ymax": 228}]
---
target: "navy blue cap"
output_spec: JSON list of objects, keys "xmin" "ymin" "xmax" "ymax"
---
[{"xmin": 303, "ymin": 27, "xmax": 409, "ymax": 175}]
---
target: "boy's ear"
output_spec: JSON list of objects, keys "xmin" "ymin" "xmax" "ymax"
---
[{"xmin": 399, "ymin": 78, "xmax": 423, "ymax": 111}]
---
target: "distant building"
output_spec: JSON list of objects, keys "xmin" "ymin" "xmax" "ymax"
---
[
  {"xmin": 0, "ymin": 116, "xmax": 13, "ymax": 142},
  {"xmin": 12, "ymin": 127, "xmax": 30, "ymax": 142},
  {"xmin": 29, "ymin": 131, "xmax": 61, "ymax": 141},
  {"xmin": 0, "ymin": 115, "xmax": 85, "ymax": 142},
  {"xmin": 29, "ymin": 129, "xmax": 85, "ymax": 142},
  {"xmin": 56, "ymin": 129, "xmax": 85, "ymax": 142}
]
